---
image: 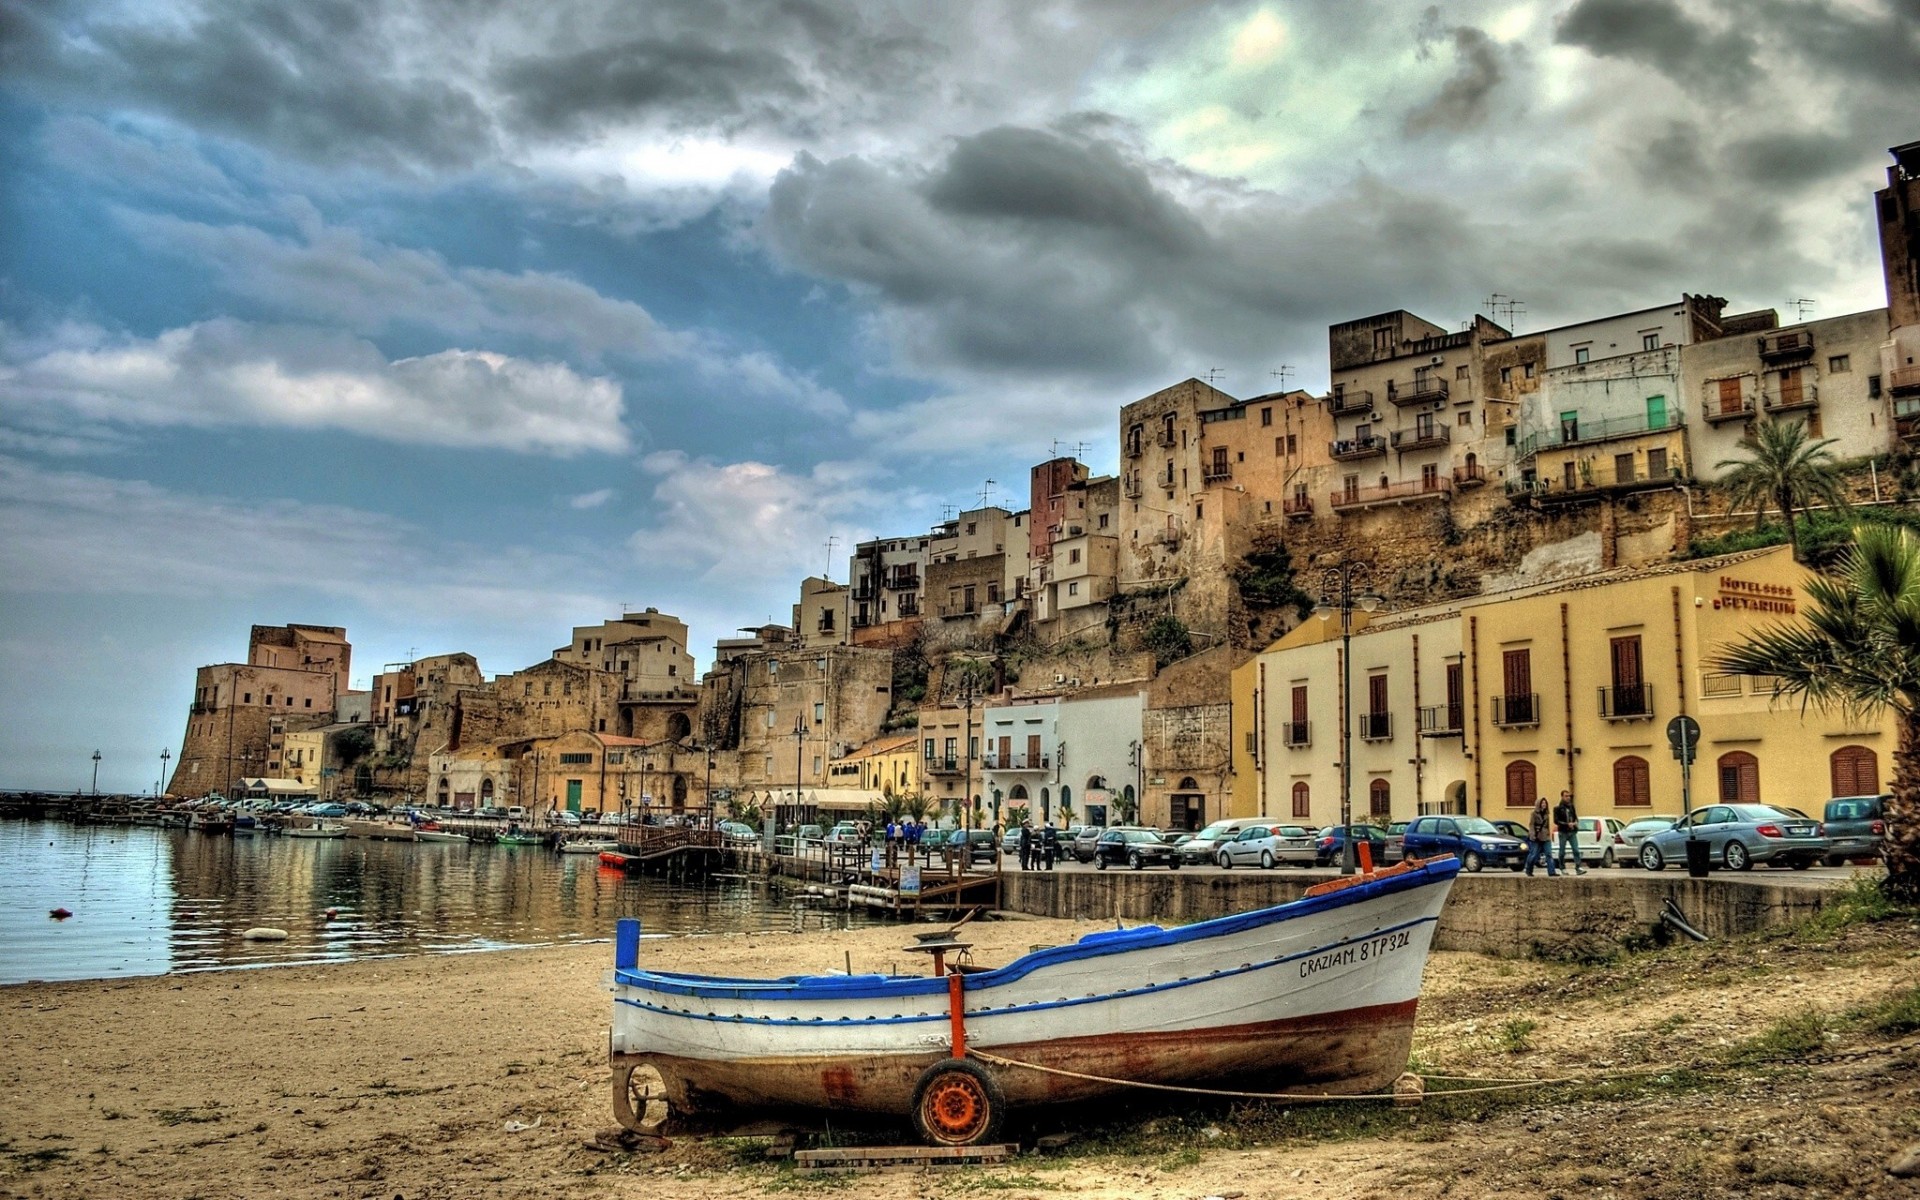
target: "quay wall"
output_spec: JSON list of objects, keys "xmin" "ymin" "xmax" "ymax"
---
[{"xmin": 995, "ymin": 870, "xmax": 1840, "ymax": 958}]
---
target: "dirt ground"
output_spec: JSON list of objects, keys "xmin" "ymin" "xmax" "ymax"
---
[{"xmin": 3, "ymin": 908, "xmax": 1918, "ymax": 1200}]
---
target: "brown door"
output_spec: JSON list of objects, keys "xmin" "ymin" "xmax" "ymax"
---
[
  {"xmin": 1026, "ymin": 734, "xmax": 1042, "ymax": 769},
  {"xmin": 1779, "ymin": 368, "xmax": 1803, "ymax": 406},
  {"xmin": 997, "ymin": 735, "xmax": 1011, "ymax": 767},
  {"xmin": 1717, "ymin": 377, "xmax": 1742, "ymax": 416},
  {"xmin": 1610, "ymin": 636, "xmax": 1644, "ymax": 714},
  {"xmin": 1717, "ymin": 751, "xmax": 1760, "ymax": 803},
  {"xmin": 1291, "ymin": 684, "xmax": 1308, "ymax": 742},
  {"xmin": 1445, "ymin": 662, "xmax": 1463, "ymax": 729},
  {"xmin": 1502, "ymin": 648, "xmax": 1533, "ymax": 722}
]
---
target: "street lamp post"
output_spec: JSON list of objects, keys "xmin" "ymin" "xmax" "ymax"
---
[
  {"xmin": 1316, "ymin": 562, "xmax": 1382, "ymax": 876},
  {"xmin": 158, "ymin": 748, "xmax": 170, "ymax": 798},
  {"xmin": 91, "ymin": 749, "xmax": 102, "ymax": 795},
  {"xmin": 792, "ymin": 714, "xmax": 807, "ymax": 828}
]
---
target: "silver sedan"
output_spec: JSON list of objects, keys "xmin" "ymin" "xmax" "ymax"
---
[
  {"xmin": 1216, "ymin": 823, "xmax": 1317, "ymax": 869},
  {"xmin": 1637, "ymin": 804, "xmax": 1828, "ymax": 871}
]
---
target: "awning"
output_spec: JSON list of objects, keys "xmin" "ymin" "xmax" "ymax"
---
[{"xmin": 241, "ymin": 777, "xmax": 319, "ymax": 796}]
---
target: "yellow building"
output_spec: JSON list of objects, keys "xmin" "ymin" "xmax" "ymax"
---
[
  {"xmin": 826, "ymin": 734, "xmax": 920, "ymax": 800},
  {"xmin": 1236, "ymin": 545, "xmax": 1895, "ymax": 826}
]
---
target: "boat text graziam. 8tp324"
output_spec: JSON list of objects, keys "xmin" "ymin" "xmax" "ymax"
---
[{"xmin": 607, "ymin": 855, "xmax": 1459, "ymax": 1145}]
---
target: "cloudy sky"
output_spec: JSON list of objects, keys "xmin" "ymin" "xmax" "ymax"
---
[{"xmin": 1, "ymin": 0, "xmax": 1914, "ymax": 791}]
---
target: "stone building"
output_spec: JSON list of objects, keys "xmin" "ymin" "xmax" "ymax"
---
[
  {"xmin": 430, "ymin": 732, "xmax": 710, "ymax": 817},
  {"xmin": 849, "ymin": 532, "xmax": 930, "ymax": 638},
  {"xmin": 1877, "ymin": 141, "xmax": 1920, "ymax": 443},
  {"xmin": 167, "ymin": 624, "xmax": 351, "ymax": 797},
  {"xmin": 364, "ymin": 653, "xmax": 487, "ymax": 797},
  {"xmin": 698, "ymin": 641, "xmax": 897, "ymax": 799}
]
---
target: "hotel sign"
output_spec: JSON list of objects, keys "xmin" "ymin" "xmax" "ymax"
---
[{"xmin": 1714, "ymin": 576, "xmax": 1795, "ymax": 614}]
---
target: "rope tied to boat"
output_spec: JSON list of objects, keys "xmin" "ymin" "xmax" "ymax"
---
[{"xmin": 965, "ymin": 1049, "xmax": 1666, "ymax": 1101}]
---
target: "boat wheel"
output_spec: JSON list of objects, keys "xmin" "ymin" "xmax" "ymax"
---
[{"xmin": 911, "ymin": 1059, "xmax": 1005, "ymax": 1147}]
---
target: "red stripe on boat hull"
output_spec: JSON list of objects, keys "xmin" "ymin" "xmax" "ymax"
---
[{"xmin": 623, "ymin": 999, "xmax": 1420, "ymax": 1117}]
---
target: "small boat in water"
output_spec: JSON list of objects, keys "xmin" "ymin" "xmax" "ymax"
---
[
  {"xmin": 559, "ymin": 837, "xmax": 617, "ymax": 854},
  {"xmin": 609, "ymin": 856, "xmax": 1459, "ymax": 1146},
  {"xmin": 494, "ymin": 832, "xmax": 544, "ymax": 846},
  {"xmin": 414, "ymin": 827, "xmax": 470, "ymax": 844},
  {"xmin": 285, "ymin": 822, "xmax": 347, "ymax": 839}
]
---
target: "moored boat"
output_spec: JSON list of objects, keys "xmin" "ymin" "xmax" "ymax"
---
[
  {"xmin": 559, "ymin": 837, "xmax": 617, "ymax": 854},
  {"xmin": 414, "ymin": 827, "xmax": 470, "ymax": 844},
  {"xmin": 285, "ymin": 822, "xmax": 347, "ymax": 839},
  {"xmin": 609, "ymin": 855, "xmax": 1459, "ymax": 1145},
  {"xmin": 494, "ymin": 832, "xmax": 544, "ymax": 846}
]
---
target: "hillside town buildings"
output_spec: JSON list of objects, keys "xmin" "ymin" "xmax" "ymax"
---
[{"xmin": 163, "ymin": 144, "xmax": 1920, "ymax": 838}]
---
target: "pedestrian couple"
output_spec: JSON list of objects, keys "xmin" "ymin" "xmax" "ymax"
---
[{"xmin": 1524, "ymin": 790, "xmax": 1588, "ymax": 877}]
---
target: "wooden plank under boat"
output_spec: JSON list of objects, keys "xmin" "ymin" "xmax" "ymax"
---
[{"xmin": 608, "ymin": 855, "xmax": 1459, "ymax": 1145}]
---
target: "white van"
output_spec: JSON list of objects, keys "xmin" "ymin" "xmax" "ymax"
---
[
  {"xmin": 1176, "ymin": 818, "xmax": 1258, "ymax": 864},
  {"xmin": 506, "ymin": 805, "xmax": 527, "ymax": 822}
]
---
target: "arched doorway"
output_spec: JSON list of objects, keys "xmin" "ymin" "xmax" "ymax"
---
[
  {"xmin": 1442, "ymin": 780, "xmax": 1466, "ymax": 815},
  {"xmin": 666, "ymin": 712, "xmax": 692, "ymax": 742},
  {"xmin": 1830, "ymin": 745, "xmax": 1879, "ymax": 796},
  {"xmin": 1059, "ymin": 784, "xmax": 1072, "ymax": 820},
  {"xmin": 436, "ymin": 777, "xmax": 450, "ymax": 806},
  {"xmin": 480, "ymin": 778, "xmax": 494, "ymax": 805},
  {"xmin": 1717, "ymin": 751, "xmax": 1759, "ymax": 803},
  {"xmin": 1171, "ymin": 776, "xmax": 1205, "ymax": 831},
  {"xmin": 1291, "ymin": 780, "xmax": 1310, "ymax": 820},
  {"xmin": 1039, "ymin": 787, "xmax": 1050, "ymax": 821},
  {"xmin": 672, "ymin": 774, "xmax": 689, "ymax": 809}
]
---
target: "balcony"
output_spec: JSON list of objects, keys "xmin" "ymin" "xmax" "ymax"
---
[
  {"xmin": 897, "ymin": 598, "xmax": 920, "ymax": 617},
  {"xmin": 1282, "ymin": 720, "xmax": 1311, "ymax": 748},
  {"xmin": 1125, "ymin": 436, "xmax": 1143, "ymax": 459},
  {"xmin": 622, "ymin": 686, "xmax": 700, "ymax": 704},
  {"xmin": 1491, "ymin": 692, "xmax": 1540, "ymax": 728},
  {"xmin": 1418, "ymin": 704, "xmax": 1464, "ymax": 737},
  {"xmin": 1123, "ymin": 475, "xmax": 1143, "ymax": 499},
  {"xmin": 190, "ymin": 701, "xmax": 214, "ymax": 715},
  {"xmin": 1358, "ymin": 712, "xmax": 1393, "ymax": 742},
  {"xmin": 1330, "ymin": 476, "xmax": 1452, "ymax": 511},
  {"xmin": 1892, "ymin": 366, "xmax": 1920, "ymax": 398},
  {"xmin": 1157, "ymin": 426, "xmax": 1177, "ymax": 448},
  {"xmin": 1899, "ymin": 398, "xmax": 1920, "ymax": 441},
  {"xmin": 1203, "ymin": 462, "xmax": 1233, "ymax": 482},
  {"xmin": 1452, "ymin": 462, "xmax": 1487, "ymax": 489},
  {"xmin": 888, "ymin": 572, "xmax": 920, "ymax": 591},
  {"xmin": 925, "ymin": 757, "xmax": 962, "ymax": 775},
  {"xmin": 1703, "ymin": 394, "xmax": 1756, "ymax": 424},
  {"xmin": 1391, "ymin": 423, "xmax": 1450, "ymax": 451},
  {"xmin": 1330, "ymin": 434, "xmax": 1387, "ymax": 462},
  {"xmin": 1517, "ymin": 408, "xmax": 1684, "ymax": 458},
  {"xmin": 1598, "ymin": 683, "xmax": 1654, "ymax": 721},
  {"xmin": 1512, "ymin": 461, "xmax": 1685, "ymax": 506},
  {"xmin": 1283, "ymin": 495, "xmax": 1315, "ymax": 520},
  {"xmin": 1763, "ymin": 382, "xmax": 1818, "ymax": 415},
  {"xmin": 983, "ymin": 752, "xmax": 1050, "ymax": 770},
  {"xmin": 1326, "ymin": 388, "xmax": 1373, "ymax": 416},
  {"xmin": 1758, "ymin": 330, "xmax": 1815, "ymax": 362},
  {"xmin": 1386, "ymin": 376, "xmax": 1449, "ymax": 408}
]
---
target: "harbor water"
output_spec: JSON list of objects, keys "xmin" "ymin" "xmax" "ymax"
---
[{"xmin": 0, "ymin": 818, "xmax": 862, "ymax": 985}]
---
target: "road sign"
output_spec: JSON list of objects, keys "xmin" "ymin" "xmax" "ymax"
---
[{"xmin": 1666, "ymin": 715, "xmax": 1700, "ymax": 764}]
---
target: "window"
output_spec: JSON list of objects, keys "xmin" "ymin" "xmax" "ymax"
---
[
  {"xmin": 1574, "ymin": 346, "xmax": 1590, "ymax": 364},
  {"xmin": 559, "ymin": 753, "xmax": 593, "ymax": 765},
  {"xmin": 1195, "ymin": 502, "xmax": 1203, "ymax": 519},
  {"xmin": 1870, "ymin": 374, "xmax": 1883, "ymax": 397},
  {"xmin": 1717, "ymin": 751, "xmax": 1760, "ymax": 803},
  {"xmin": 1067, "ymin": 582, "xmax": 1079, "ymax": 596},
  {"xmin": 1291, "ymin": 781, "xmax": 1311, "ymax": 819},
  {"xmin": 1069, "ymin": 548, "xmax": 1081, "ymax": 564},
  {"xmin": 242, "ymin": 692, "xmax": 252, "ymax": 704},
  {"xmin": 1421, "ymin": 463, "xmax": 1439, "ymax": 488},
  {"xmin": 1500, "ymin": 366, "xmax": 1513, "ymax": 384},
  {"xmin": 1261, "ymin": 407, "xmax": 1273, "ymax": 426},
  {"xmin": 1779, "ymin": 367, "xmax": 1805, "ymax": 406},
  {"xmin": 1459, "ymin": 409, "xmax": 1472, "ymax": 427},
  {"xmin": 303, "ymin": 698, "xmax": 312, "ymax": 708},
  {"xmin": 1830, "ymin": 745, "xmax": 1879, "ymax": 796},
  {"xmin": 813, "ymin": 702, "xmax": 824, "ymax": 723},
  {"xmin": 1368, "ymin": 778, "xmax": 1391, "ymax": 819},
  {"xmin": 1505, "ymin": 760, "xmax": 1537, "ymax": 808},
  {"xmin": 1523, "ymin": 362, "xmax": 1536, "ymax": 379},
  {"xmin": 924, "ymin": 738, "xmax": 935, "ymax": 761},
  {"xmin": 1613, "ymin": 756, "xmax": 1651, "ymax": 807},
  {"xmin": 1455, "ymin": 364, "xmax": 1470, "ymax": 380},
  {"xmin": 1373, "ymin": 327, "xmax": 1392, "ymax": 353},
  {"xmin": 1647, "ymin": 447, "xmax": 1668, "ymax": 477},
  {"xmin": 1642, "ymin": 332, "xmax": 1659, "ymax": 350},
  {"xmin": 606, "ymin": 752, "xmax": 624, "ymax": 764},
  {"xmin": 1098, "ymin": 514, "xmax": 1109, "ymax": 529}
]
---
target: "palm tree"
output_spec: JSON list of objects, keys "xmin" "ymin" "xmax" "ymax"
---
[
  {"xmin": 1715, "ymin": 419, "xmax": 1848, "ymax": 561},
  {"xmin": 1711, "ymin": 524, "xmax": 1919, "ymax": 902}
]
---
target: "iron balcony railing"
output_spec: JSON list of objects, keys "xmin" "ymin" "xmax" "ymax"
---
[
  {"xmin": 1516, "ymin": 408, "xmax": 1684, "ymax": 459},
  {"xmin": 1282, "ymin": 495, "xmax": 1314, "ymax": 519},
  {"xmin": 1762, "ymin": 383, "xmax": 1818, "ymax": 413},
  {"xmin": 1703, "ymin": 394, "xmax": 1756, "ymax": 424},
  {"xmin": 1326, "ymin": 388, "xmax": 1373, "ymax": 416},
  {"xmin": 1203, "ymin": 462, "xmax": 1233, "ymax": 482},
  {"xmin": 924, "ymin": 757, "xmax": 962, "ymax": 775},
  {"xmin": 1358, "ymin": 712, "xmax": 1393, "ymax": 742},
  {"xmin": 1329, "ymin": 434, "xmax": 1387, "ymax": 461},
  {"xmin": 982, "ymin": 752, "xmax": 1050, "ymax": 770},
  {"xmin": 1598, "ymin": 683, "xmax": 1654, "ymax": 721},
  {"xmin": 1492, "ymin": 692, "xmax": 1540, "ymax": 728},
  {"xmin": 1387, "ymin": 376, "xmax": 1449, "ymax": 407},
  {"xmin": 1418, "ymin": 704, "xmax": 1464, "ymax": 736},
  {"xmin": 1330, "ymin": 477, "xmax": 1452, "ymax": 510},
  {"xmin": 1282, "ymin": 720, "xmax": 1311, "ymax": 748},
  {"xmin": 1452, "ymin": 462, "xmax": 1487, "ymax": 488},
  {"xmin": 1758, "ymin": 330, "xmax": 1815, "ymax": 362}
]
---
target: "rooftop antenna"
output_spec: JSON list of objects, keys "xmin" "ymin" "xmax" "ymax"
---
[
  {"xmin": 1048, "ymin": 440, "xmax": 1091, "ymax": 462},
  {"xmin": 1483, "ymin": 293, "xmax": 1526, "ymax": 329},
  {"xmin": 1268, "ymin": 366, "xmax": 1295, "ymax": 390},
  {"xmin": 940, "ymin": 503, "xmax": 957, "ymax": 522},
  {"xmin": 976, "ymin": 479, "xmax": 997, "ymax": 510},
  {"xmin": 822, "ymin": 535, "xmax": 839, "ymax": 580},
  {"xmin": 1201, "ymin": 367, "xmax": 1225, "ymax": 386},
  {"xmin": 1790, "ymin": 298, "xmax": 1816, "ymax": 321}
]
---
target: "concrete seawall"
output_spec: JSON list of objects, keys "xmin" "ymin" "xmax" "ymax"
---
[{"xmin": 997, "ymin": 868, "xmax": 1846, "ymax": 957}]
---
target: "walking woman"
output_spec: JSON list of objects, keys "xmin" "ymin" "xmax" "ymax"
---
[{"xmin": 1524, "ymin": 796, "xmax": 1559, "ymax": 877}]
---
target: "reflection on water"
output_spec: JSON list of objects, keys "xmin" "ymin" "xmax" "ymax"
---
[{"xmin": 0, "ymin": 820, "xmax": 860, "ymax": 984}]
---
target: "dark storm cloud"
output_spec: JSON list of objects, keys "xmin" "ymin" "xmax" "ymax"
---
[
  {"xmin": 925, "ymin": 127, "xmax": 1206, "ymax": 255},
  {"xmin": 1555, "ymin": 0, "xmax": 1756, "ymax": 94},
  {"xmin": 1742, "ymin": 0, "xmax": 1920, "ymax": 94},
  {"xmin": 6, "ymin": 0, "xmax": 494, "ymax": 171},
  {"xmin": 1405, "ymin": 12, "xmax": 1508, "ymax": 136},
  {"xmin": 1725, "ymin": 131, "xmax": 1872, "ymax": 189},
  {"xmin": 494, "ymin": 37, "xmax": 809, "ymax": 136}
]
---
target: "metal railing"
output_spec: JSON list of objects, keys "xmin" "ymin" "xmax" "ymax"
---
[
  {"xmin": 1598, "ymin": 683, "xmax": 1654, "ymax": 720},
  {"xmin": 1759, "ymin": 331, "xmax": 1814, "ymax": 361},
  {"xmin": 1330, "ymin": 477, "xmax": 1452, "ymax": 510},
  {"xmin": 1326, "ymin": 389, "xmax": 1373, "ymax": 415},
  {"xmin": 1452, "ymin": 462, "xmax": 1487, "ymax": 487},
  {"xmin": 1330, "ymin": 434, "xmax": 1387, "ymax": 460},
  {"xmin": 1387, "ymin": 377, "xmax": 1449, "ymax": 407},
  {"xmin": 1282, "ymin": 720, "xmax": 1311, "ymax": 748},
  {"xmin": 1282, "ymin": 495, "xmax": 1315, "ymax": 519},
  {"xmin": 1492, "ymin": 692, "xmax": 1540, "ymax": 728},
  {"xmin": 1358, "ymin": 712, "xmax": 1393, "ymax": 741},
  {"xmin": 1203, "ymin": 462, "xmax": 1232, "ymax": 481},
  {"xmin": 1392, "ymin": 423, "xmax": 1451, "ymax": 450},
  {"xmin": 1517, "ymin": 408, "xmax": 1684, "ymax": 458},
  {"xmin": 1892, "ymin": 366, "xmax": 1920, "ymax": 396},
  {"xmin": 1703, "ymin": 394, "xmax": 1755, "ymax": 424},
  {"xmin": 982, "ymin": 752, "xmax": 1050, "ymax": 770},
  {"xmin": 1763, "ymin": 383, "xmax": 1817, "ymax": 413},
  {"xmin": 1418, "ymin": 704, "xmax": 1464, "ymax": 736}
]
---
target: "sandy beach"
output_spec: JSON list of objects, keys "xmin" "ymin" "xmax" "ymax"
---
[{"xmin": 3, "ymin": 911, "xmax": 1918, "ymax": 1200}]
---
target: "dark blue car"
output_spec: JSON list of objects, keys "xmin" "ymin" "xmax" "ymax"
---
[
  {"xmin": 1313, "ymin": 824, "xmax": 1388, "ymax": 867},
  {"xmin": 1400, "ymin": 815, "xmax": 1528, "ymax": 872}
]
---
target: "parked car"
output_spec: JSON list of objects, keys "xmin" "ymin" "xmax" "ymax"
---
[
  {"xmin": 1823, "ymin": 794, "xmax": 1888, "ymax": 865},
  {"xmin": 1000, "ymin": 827, "xmax": 1023, "ymax": 854},
  {"xmin": 506, "ymin": 805, "xmax": 527, "ymax": 821},
  {"xmin": 1176, "ymin": 818, "xmax": 1256, "ymax": 865},
  {"xmin": 824, "ymin": 823, "xmax": 864, "ymax": 847},
  {"xmin": 1382, "ymin": 821, "xmax": 1409, "ymax": 864},
  {"xmin": 303, "ymin": 802, "xmax": 350, "ymax": 819},
  {"xmin": 1400, "ymin": 816, "xmax": 1528, "ymax": 872},
  {"xmin": 717, "ymin": 820, "xmax": 759, "ymax": 844},
  {"xmin": 1489, "ymin": 819, "xmax": 1531, "ymax": 842},
  {"xmin": 551, "ymin": 810, "xmax": 582, "ymax": 828},
  {"xmin": 1093, "ymin": 826, "xmax": 1180, "ymax": 870},
  {"xmin": 1216, "ymin": 823, "xmax": 1317, "ymax": 869},
  {"xmin": 1637, "ymin": 804, "xmax": 1828, "ymax": 871},
  {"xmin": 1071, "ymin": 825, "xmax": 1104, "ymax": 863},
  {"xmin": 793, "ymin": 823, "xmax": 825, "ymax": 850},
  {"xmin": 1313, "ymin": 824, "xmax": 1389, "ymax": 867},
  {"xmin": 1619, "ymin": 815, "xmax": 1680, "ymax": 853},
  {"xmin": 1568, "ymin": 815, "xmax": 1631, "ymax": 868},
  {"xmin": 960, "ymin": 829, "xmax": 999, "ymax": 865}
]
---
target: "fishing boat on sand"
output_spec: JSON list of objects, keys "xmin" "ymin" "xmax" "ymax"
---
[{"xmin": 609, "ymin": 855, "xmax": 1459, "ymax": 1146}]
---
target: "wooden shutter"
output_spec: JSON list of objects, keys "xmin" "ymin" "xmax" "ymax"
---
[
  {"xmin": 1445, "ymin": 662, "xmax": 1463, "ymax": 728},
  {"xmin": 1717, "ymin": 752, "xmax": 1759, "ymax": 803},
  {"xmin": 1610, "ymin": 637, "xmax": 1643, "ymax": 689},
  {"xmin": 1779, "ymin": 368, "xmax": 1803, "ymax": 406},
  {"xmin": 1830, "ymin": 746, "xmax": 1879, "ymax": 796},
  {"xmin": 1369, "ymin": 778, "xmax": 1390, "ymax": 818},
  {"xmin": 1291, "ymin": 685, "xmax": 1308, "ymax": 723},
  {"xmin": 1717, "ymin": 377, "xmax": 1742, "ymax": 415},
  {"xmin": 1026, "ymin": 734, "xmax": 1041, "ymax": 767},
  {"xmin": 1505, "ymin": 760, "xmax": 1536, "ymax": 808},
  {"xmin": 1291, "ymin": 781, "xmax": 1310, "ymax": 819},
  {"xmin": 1368, "ymin": 673, "xmax": 1388, "ymax": 716},
  {"xmin": 1613, "ymin": 756, "xmax": 1651, "ymax": 807}
]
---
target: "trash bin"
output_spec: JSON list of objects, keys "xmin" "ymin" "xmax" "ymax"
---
[{"xmin": 1685, "ymin": 838, "xmax": 1711, "ymax": 878}]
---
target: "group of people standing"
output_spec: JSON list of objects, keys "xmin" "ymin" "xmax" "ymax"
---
[
  {"xmin": 1524, "ymin": 790, "xmax": 1589, "ymax": 877},
  {"xmin": 1014, "ymin": 821, "xmax": 1059, "ymax": 871},
  {"xmin": 882, "ymin": 818, "xmax": 933, "ymax": 866}
]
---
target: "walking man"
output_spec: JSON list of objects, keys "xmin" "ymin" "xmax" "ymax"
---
[
  {"xmin": 1554, "ymin": 789, "xmax": 1587, "ymax": 875},
  {"xmin": 1524, "ymin": 796, "xmax": 1558, "ymax": 877},
  {"xmin": 1018, "ymin": 821, "xmax": 1033, "ymax": 871}
]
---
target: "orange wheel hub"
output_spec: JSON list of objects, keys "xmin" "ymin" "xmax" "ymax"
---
[{"xmin": 921, "ymin": 1072, "xmax": 990, "ymax": 1144}]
